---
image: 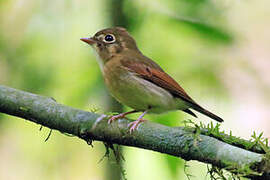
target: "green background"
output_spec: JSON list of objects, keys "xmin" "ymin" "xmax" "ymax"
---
[{"xmin": 0, "ymin": 0, "xmax": 269, "ymax": 179}]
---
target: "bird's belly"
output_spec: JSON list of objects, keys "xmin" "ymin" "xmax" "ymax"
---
[{"xmin": 104, "ymin": 71, "xmax": 187, "ymax": 113}]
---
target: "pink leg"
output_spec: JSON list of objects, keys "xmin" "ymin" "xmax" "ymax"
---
[
  {"xmin": 108, "ymin": 110, "xmax": 138, "ymax": 124},
  {"xmin": 128, "ymin": 110, "xmax": 148, "ymax": 133}
]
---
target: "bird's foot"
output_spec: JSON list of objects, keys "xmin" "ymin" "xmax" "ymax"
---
[
  {"xmin": 108, "ymin": 110, "xmax": 138, "ymax": 124},
  {"xmin": 128, "ymin": 119, "xmax": 146, "ymax": 133},
  {"xmin": 108, "ymin": 113, "xmax": 126, "ymax": 124}
]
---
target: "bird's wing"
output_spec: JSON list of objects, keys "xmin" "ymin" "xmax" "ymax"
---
[
  {"xmin": 120, "ymin": 59, "xmax": 197, "ymax": 106},
  {"xmin": 121, "ymin": 59, "xmax": 224, "ymax": 122}
]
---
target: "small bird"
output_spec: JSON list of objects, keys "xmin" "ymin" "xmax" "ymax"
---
[{"xmin": 81, "ymin": 27, "xmax": 223, "ymax": 132}]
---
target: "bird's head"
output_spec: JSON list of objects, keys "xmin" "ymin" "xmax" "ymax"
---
[{"xmin": 81, "ymin": 27, "xmax": 138, "ymax": 63}]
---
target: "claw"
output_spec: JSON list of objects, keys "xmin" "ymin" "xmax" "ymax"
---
[
  {"xmin": 108, "ymin": 114, "xmax": 125, "ymax": 124},
  {"xmin": 107, "ymin": 110, "xmax": 138, "ymax": 124},
  {"xmin": 128, "ymin": 110, "xmax": 148, "ymax": 133},
  {"xmin": 128, "ymin": 119, "xmax": 146, "ymax": 133}
]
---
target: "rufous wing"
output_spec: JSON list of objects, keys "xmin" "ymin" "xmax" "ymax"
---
[
  {"xmin": 121, "ymin": 59, "xmax": 224, "ymax": 122},
  {"xmin": 121, "ymin": 59, "xmax": 196, "ymax": 105}
]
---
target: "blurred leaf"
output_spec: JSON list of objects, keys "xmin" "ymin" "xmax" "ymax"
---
[
  {"xmin": 135, "ymin": 1, "xmax": 233, "ymax": 44},
  {"xmin": 164, "ymin": 155, "xmax": 183, "ymax": 178},
  {"xmin": 168, "ymin": 17, "xmax": 233, "ymax": 44}
]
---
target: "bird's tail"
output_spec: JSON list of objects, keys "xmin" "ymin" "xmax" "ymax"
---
[{"xmin": 191, "ymin": 104, "xmax": 224, "ymax": 122}]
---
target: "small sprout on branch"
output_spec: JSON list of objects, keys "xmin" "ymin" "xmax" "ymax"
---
[{"xmin": 89, "ymin": 105, "xmax": 100, "ymax": 113}]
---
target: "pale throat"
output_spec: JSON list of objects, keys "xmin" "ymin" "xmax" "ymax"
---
[{"xmin": 92, "ymin": 46, "xmax": 105, "ymax": 74}]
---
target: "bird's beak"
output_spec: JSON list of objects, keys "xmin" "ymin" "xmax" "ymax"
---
[{"xmin": 80, "ymin": 37, "xmax": 96, "ymax": 45}]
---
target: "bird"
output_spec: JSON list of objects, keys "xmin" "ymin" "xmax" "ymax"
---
[{"xmin": 80, "ymin": 27, "xmax": 223, "ymax": 132}]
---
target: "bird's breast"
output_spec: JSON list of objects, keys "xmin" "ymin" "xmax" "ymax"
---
[{"xmin": 103, "ymin": 62, "xmax": 187, "ymax": 113}]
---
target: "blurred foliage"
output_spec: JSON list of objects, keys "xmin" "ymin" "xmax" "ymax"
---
[
  {"xmin": 174, "ymin": 19, "xmax": 233, "ymax": 44},
  {"xmin": 0, "ymin": 0, "xmax": 242, "ymax": 179}
]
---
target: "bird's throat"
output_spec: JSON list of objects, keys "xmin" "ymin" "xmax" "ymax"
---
[{"xmin": 92, "ymin": 49, "xmax": 105, "ymax": 74}]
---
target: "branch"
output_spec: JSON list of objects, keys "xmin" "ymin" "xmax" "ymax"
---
[{"xmin": 0, "ymin": 85, "xmax": 269, "ymax": 179}]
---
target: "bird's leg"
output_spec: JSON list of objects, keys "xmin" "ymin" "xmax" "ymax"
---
[
  {"xmin": 128, "ymin": 110, "xmax": 148, "ymax": 133},
  {"xmin": 108, "ymin": 110, "xmax": 138, "ymax": 124}
]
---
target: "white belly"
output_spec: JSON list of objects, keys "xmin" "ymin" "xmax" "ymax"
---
[{"xmin": 106, "ymin": 71, "xmax": 188, "ymax": 113}]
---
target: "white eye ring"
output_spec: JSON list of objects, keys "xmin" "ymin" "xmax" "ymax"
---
[{"xmin": 103, "ymin": 34, "xmax": 116, "ymax": 43}]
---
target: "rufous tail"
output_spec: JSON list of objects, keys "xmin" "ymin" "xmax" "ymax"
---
[{"xmin": 191, "ymin": 105, "xmax": 223, "ymax": 122}]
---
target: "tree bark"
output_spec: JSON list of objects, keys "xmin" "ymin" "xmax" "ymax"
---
[{"xmin": 0, "ymin": 85, "xmax": 269, "ymax": 179}]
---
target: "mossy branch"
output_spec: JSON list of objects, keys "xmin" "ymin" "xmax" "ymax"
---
[{"xmin": 0, "ymin": 85, "xmax": 269, "ymax": 179}]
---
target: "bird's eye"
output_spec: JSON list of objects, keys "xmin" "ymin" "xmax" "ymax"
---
[{"xmin": 104, "ymin": 34, "xmax": 115, "ymax": 43}]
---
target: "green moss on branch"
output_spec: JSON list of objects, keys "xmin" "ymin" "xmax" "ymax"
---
[{"xmin": 0, "ymin": 85, "xmax": 269, "ymax": 179}]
